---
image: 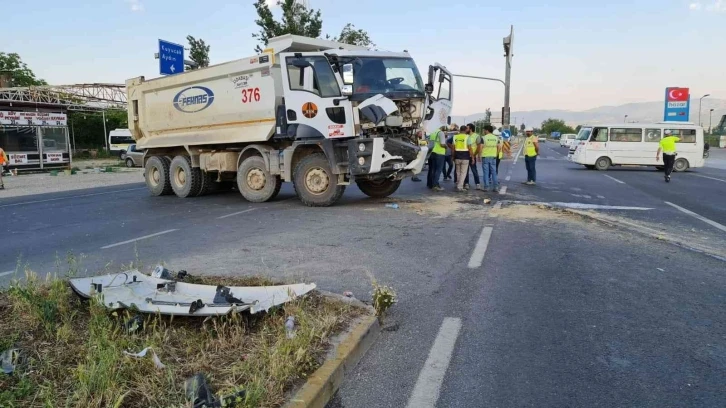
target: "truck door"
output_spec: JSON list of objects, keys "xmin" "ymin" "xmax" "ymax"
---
[
  {"xmin": 423, "ymin": 64, "xmax": 453, "ymax": 134},
  {"xmin": 280, "ymin": 53, "xmax": 355, "ymax": 139}
]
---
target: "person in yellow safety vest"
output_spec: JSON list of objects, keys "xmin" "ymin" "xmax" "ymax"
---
[
  {"xmin": 449, "ymin": 125, "xmax": 475, "ymax": 192},
  {"xmin": 464, "ymin": 123, "xmax": 481, "ymax": 190},
  {"xmin": 656, "ymin": 129, "xmax": 680, "ymax": 183},
  {"xmin": 495, "ymin": 129, "xmax": 504, "ymax": 175},
  {"xmin": 0, "ymin": 146, "xmax": 7, "ymax": 190},
  {"xmin": 426, "ymin": 125, "xmax": 448, "ymax": 191},
  {"xmin": 523, "ymin": 127, "xmax": 539, "ymax": 185},
  {"xmin": 479, "ymin": 125, "xmax": 500, "ymax": 192}
]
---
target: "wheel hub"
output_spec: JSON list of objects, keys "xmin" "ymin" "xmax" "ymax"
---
[
  {"xmin": 175, "ymin": 167, "xmax": 186, "ymax": 186},
  {"xmin": 150, "ymin": 167, "xmax": 160, "ymax": 186},
  {"xmin": 246, "ymin": 168, "xmax": 266, "ymax": 190},
  {"xmin": 305, "ymin": 168, "xmax": 329, "ymax": 195}
]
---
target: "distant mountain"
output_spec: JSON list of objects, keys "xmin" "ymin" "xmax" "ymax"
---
[{"xmin": 453, "ymin": 99, "xmax": 726, "ymax": 130}]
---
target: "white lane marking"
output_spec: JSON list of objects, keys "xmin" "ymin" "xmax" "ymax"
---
[
  {"xmin": 0, "ymin": 270, "xmax": 15, "ymax": 278},
  {"xmin": 692, "ymin": 174, "xmax": 726, "ymax": 184},
  {"xmin": 216, "ymin": 208, "xmax": 259, "ymax": 219},
  {"xmin": 467, "ymin": 226, "xmax": 493, "ymax": 269},
  {"xmin": 493, "ymin": 201, "xmax": 502, "ymax": 210},
  {"xmin": 603, "ymin": 174, "xmax": 625, "ymax": 184},
  {"xmin": 505, "ymin": 175, "xmax": 511, "ymax": 181},
  {"xmin": 499, "ymin": 186, "xmax": 507, "ymax": 195},
  {"xmin": 512, "ymin": 144, "xmax": 524, "ymax": 165},
  {"xmin": 597, "ymin": 195, "xmax": 606, "ymax": 199},
  {"xmin": 664, "ymin": 201, "xmax": 726, "ymax": 233},
  {"xmin": 101, "ymin": 229, "xmax": 179, "ymax": 249},
  {"xmin": 0, "ymin": 187, "xmax": 146, "ymax": 208},
  {"xmin": 531, "ymin": 202, "xmax": 653, "ymax": 210},
  {"xmin": 406, "ymin": 317, "xmax": 463, "ymax": 408}
]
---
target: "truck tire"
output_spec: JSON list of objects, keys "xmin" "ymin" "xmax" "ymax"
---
[
  {"xmin": 293, "ymin": 153, "xmax": 345, "ymax": 207},
  {"xmin": 170, "ymin": 155, "xmax": 201, "ymax": 198},
  {"xmin": 674, "ymin": 158, "xmax": 689, "ymax": 172},
  {"xmin": 145, "ymin": 156, "xmax": 173, "ymax": 196},
  {"xmin": 595, "ymin": 156, "xmax": 611, "ymax": 171},
  {"xmin": 196, "ymin": 170, "xmax": 212, "ymax": 197},
  {"xmin": 356, "ymin": 179, "xmax": 401, "ymax": 198},
  {"xmin": 236, "ymin": 156, "xmax": 281, "ymax": 202}
]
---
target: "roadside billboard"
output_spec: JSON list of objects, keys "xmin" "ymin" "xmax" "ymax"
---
[{"xmin": 664, "ymin": 87, "xmax": 690, "ymax": 122}]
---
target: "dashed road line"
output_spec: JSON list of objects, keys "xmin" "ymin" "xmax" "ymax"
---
[
  {"xmin": 665, "ymin": 201, "xmax": 726, "ymax": 233},
  {"xmin": 216, "ymin": 208, "xmax": 259, "ymax": 219},
  {"xmin": 512, "ymin": 144, "xmax": 524, "ymax": 165},
  {"xmin": 405, "ymin": 317, "xmax": 463, "ymax": 408},
  {"xmin": 101, "ymin": 229, "xmax": 179, "ymax": 249},
  {"xmin": 0, "ymin": 187, "xmax": 146, "ymax": 208},
  {"xmin": 505, "ymin": 175, "xmax": 511, "ymax": 181},
  {"xmin": 467, "ymin": 226, "xmax": 493, "ymax": 269},
  {"xmin": 603, "ymin": 174, "xmax": 625, "ymax": 184},
  {"xmin": 499, "ymin": 186, "xmax": 507, "ymax": 195},
  {"xmin": 526, "ymin": 201, "xmax": 653, "ymax": 210},
  {"xmin": 0, "ymin": 270, "xmax": 15, "ymax": 278},
  {"xmin": 691, "ymin": 174, "xmax": 726, "ymax": 184}
]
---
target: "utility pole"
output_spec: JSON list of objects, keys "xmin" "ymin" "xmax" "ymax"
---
[
  {"xmin": 699, "ymin": 94, "xmax": 710, "ymax": 126},
  {"xmin": 102, "ymin": 110, "xmax": 109, "ymax": 151},
  {"xmin": 502, "ymin": 26, "xmax": 514, "ymax": 131}
]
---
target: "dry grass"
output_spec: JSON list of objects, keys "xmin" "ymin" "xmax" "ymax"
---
[{"xmin": 0, "ymin": 270, "xmax": 361, "ymax": 408}]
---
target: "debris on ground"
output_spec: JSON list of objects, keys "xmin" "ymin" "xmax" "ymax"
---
[
  {"xmin": 382, "ymin": 321, "xmax": 400, "ymax": 332},
  {"xmin": 1, "ymin": 348, "xmax": 20, "ymax": 374},
  {"xmin": 385, "ymin": 203, "xmax": 400, "ymax": 209},
  {"xmin": 123, "ymin": 314, "xmax": 144, "ymax": 334},
  {"xmin": 185, "ymin": 373, "xmax": 246, "ymax": 408},
  {"xmin": 483, "ymin": 198, "xmax": 492, "ymax": 204},
  {"xmin": 657, "ymin": 268, "xmax": 665, "ymax": 272},
  {"xmin": 343, "ymin": 291, "xmax": 354, "ymax": 298},
  {"xmin": 123, "ymin": 347, "xmax": 166, "ymax": 369},
  {"xmin": 69, "ymin": 270, "xmax": 316, "ymax": 316},
  {"xmin": 285, "ymin": 315, "xmax": 296, "ymax": 339}
]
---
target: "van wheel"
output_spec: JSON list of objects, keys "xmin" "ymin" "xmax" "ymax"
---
[
  {"xmin": 674, "ymin": 158, "xmax": 689, "ymax": 172},
  {"xmin": 356, "ymin": 179, "xmax": 401, "ymax": 198},
  {"xmin": 595, "ymin": 157, "xmax": 611, "ymax": 171},
  {"xmin": 145, "ymin": 156, "xmax": 173, "ymax": 196},
  {"xmin": 293, "ymin": 153, "xmax": 345, "ymax": 207},
  {"xmin": 237, "ymin": 156, "xmax": 281, "ymax": 202},
  {"xmin": 170, "ymin": 155, "xmax": 201, "ymax": 198},
  {"xmin": 584, "ymin": 165, "xmax": 596, "ymax": 170}
]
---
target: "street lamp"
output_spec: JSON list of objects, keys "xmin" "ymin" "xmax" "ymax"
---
[
  {"xmin": 699, "ymin": 94, "xmax": 710, "ymax": 126},
  {"xmin": 709, "ymin": 108, "xmax": 715, "ymax": 133},
  {"xmin": 624, "ymin": 114, "xmax": 628, "ymax": 123}
]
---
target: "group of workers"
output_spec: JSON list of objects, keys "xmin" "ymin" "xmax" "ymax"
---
[{"xmin": 424, "ymin": 124, "xmax": 541, "ymax": 191}]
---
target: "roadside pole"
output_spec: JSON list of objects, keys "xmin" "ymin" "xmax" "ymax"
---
[
  {"xmin": 502, "ymin": 25, "xmax": 514, "ymax": 132},
  {"xmin": 102, "ymin": 110, "xmax": 109, "ymax": 152}
]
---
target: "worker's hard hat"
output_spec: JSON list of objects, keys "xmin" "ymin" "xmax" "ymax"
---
[
  {"xmin": 493, "ymin": 129, "xmax": 501, "ymax": 136},
  {"xmin": 525, "ymin": 127, "xmax": 534, "ymax": 132},
  {"xmin": 664, "ymin": 129, "xmax": 671, "ymax": 135}
]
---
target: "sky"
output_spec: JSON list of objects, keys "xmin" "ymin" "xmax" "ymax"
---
[{"xmin": 4, "ymin": 0, "xmax": 725, "ymax": 118}]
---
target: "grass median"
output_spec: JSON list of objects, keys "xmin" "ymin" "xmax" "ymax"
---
[{"xmin": 0, "ymin": 270, "xmax": 361, "ymax": 407}]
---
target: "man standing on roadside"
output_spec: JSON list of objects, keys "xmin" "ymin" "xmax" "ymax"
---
[
  {"xmin": 426, "ymin": 126, "xmax": 448, "ymax": 191},
  {"xmin": 450, "ymin": 125, "xmax": 475, "ymax": 192},
  {"xmin": 656, "ymin": 129, "xmax": 680, "ymax": 183},
  {"xmin": 0, "ymin": 146, "xmax": 7, "ymax": 190},
  {"xmin": 523, "ymin": 127, "xmax": 539, "ymax": 185},
  {"xmin": 466, "ymin": 123, "xmax": 482, "ymax": 190},
  {"xmin": 480, "ymin": 125, "xmax": 500, "ymax": 192},
  {"xmin": 443, "ymin": 129, "xmax": 454, "ymax": 181}
]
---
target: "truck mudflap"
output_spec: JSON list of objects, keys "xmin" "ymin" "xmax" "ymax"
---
[{"xmin": 348, "ymin": 137, "xmax": 425, "ymax": 177}]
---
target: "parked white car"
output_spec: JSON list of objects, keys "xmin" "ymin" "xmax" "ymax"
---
[{"xmin": 560, "ymin": 133, "xmax": 577, "ymax": 147}]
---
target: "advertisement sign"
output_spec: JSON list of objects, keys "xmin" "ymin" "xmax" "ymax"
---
[
  {"xmin": 663, "ymin": 87, "xmax": 690, "ymax": 122},
  {"xmin": 46, "ymin": 153, "xmax": 64, "ymax": 163},
  {"xmin": 0, "ymin": 111, "xmax": 67, "ymax": 126},
  {"xmin": 9, "ymin": 154, "xmax": 28, "ymax": 165}
]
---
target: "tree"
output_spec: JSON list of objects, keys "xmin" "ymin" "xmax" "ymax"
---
[
  {"xmin": 186, "ymin": 36, "xmax": 210, "ymax": 69},
  {"xmin": 252, "ymin": 0, "xmax": 323, "ymax": 52},
  {"xmin": 540, "ymin": 118, "xmax": 576, "ymax": 136},
  {"xmin": 0, "ymin": 53, "xmax": 47, "ymax": 87},
  {"xmin": 331, "ymin": 23, "xmax": 375, "ymax": 48}
]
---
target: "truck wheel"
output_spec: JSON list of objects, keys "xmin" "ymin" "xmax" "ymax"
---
[
  {"xmin": 293, "ymin": 153, "xmax": 345, "ymax": 207},
  {"xmin": 170, "ymin": 155, "xmax": 201, "ymax": 198},
  {"xmin": 145, "ymin": 156, "xmax": 173, "ymax": 196},
  {"xmin": 196, "ymin": 170, "xmax": 212, "ymax": 197},
  {"xmin": 356, "ymin": 179, "xmax": 401, "ymax": 198},
  {"xmin": 236, "ymin": 156, "xmax": 281, "ymax": 202},
  {"xmin": 674, "ymin": 158, "xmax": 689, "ymax": 172},
  {"xmin": 595, "ymin": 156, "xmax": 611, "ymax": 171}
]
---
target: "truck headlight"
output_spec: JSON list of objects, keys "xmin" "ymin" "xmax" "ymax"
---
[
  {"xmin": 358, "ymin": 157, "xmax": 366, "ymax": 165},
  {"xmin": 358, "ymin": 143, "xmax": 366, "ymax": 152}
]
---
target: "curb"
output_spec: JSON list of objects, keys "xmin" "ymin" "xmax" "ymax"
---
[
  {"xmin": 562, "ymin": 208, "xmax": 726, "ymax": 262},
  {"xmin": 284, "ymin": 293, "xmax": 381, "ymax": 408}
]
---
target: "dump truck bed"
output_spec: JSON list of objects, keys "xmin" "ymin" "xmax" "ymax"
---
[{"xmin": 126, "ymin": 55, "xmax": 279, "ymax": 150}]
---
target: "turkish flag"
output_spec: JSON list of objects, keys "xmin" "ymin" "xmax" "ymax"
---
[{"xmin": 667, "ymin": 87, "xmax": 689, "ymax": 102}]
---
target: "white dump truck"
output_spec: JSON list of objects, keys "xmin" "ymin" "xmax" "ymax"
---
[{"xmin": 126, "ymin": 35, "xmax": 453, "ymax": 206}]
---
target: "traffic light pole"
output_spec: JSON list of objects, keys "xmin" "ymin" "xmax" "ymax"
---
[{"xmin": 502, "ymin": 25, "xmax": 514, "ymax": 131}]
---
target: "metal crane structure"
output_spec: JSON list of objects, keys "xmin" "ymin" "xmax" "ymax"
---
[{"xmin": 0, "ymin": 83, "xmax": 127, "ymax": 111}]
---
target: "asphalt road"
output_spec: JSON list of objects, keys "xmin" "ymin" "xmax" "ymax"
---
[{"xmin": 1, "ymin": 144, "xmax": 725, "ymax": 407}]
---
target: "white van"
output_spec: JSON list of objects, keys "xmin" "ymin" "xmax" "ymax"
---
[
  {"xmin": 559, "ymin": 133, "xmax": 577, "ymax": 147},
  {"xmin": 568, "ymin": 123, "xmax": 704, "ymax": 171},
  {"xmin": 108, "ymin": 129, "xmax": 134, "ymax": 157}
]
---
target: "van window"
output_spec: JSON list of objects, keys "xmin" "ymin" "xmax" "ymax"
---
[
  {"xmin": 610, "ymin": 128, "xmax": 642, "ymax": 142},
  {"xmin": 666, "ymin": 129, "xmax": 697, "ymax": 143},
  {"xmin": 645, "ymin": 129, "xmax": 661, "ymax": 142},
  {"xmin": 591, "ymin": 127, "xmax": 608, "ymax": 142},
  {"xmin": 111, "ymin": 135, "xmax": 134, "ymax": 144},
  {"xmin": 576, "ymin": 127, "xmax": 592, "ymax": 140}
]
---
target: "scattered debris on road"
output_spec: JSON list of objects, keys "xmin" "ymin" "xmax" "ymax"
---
[
  {"xmin": 483, "ymin": 198, "xmax": 492, "ymax": 204},
  {"xmin": 1, "ymin": 348, "xmax": 20, "ymax": 375},
  {"xmin": 385, "ymin": 203, "xmax": 400, "ymax": 209},
  {"xmin": 123, "ymin": 347, "xmax": 166, "ymax": 369}
]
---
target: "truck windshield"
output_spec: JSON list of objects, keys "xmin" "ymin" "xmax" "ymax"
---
[
  {"xmin": 576, "ymin": 127, "xmax": 592, "ymax": 140},
  {"xmin": 352, "ymin": 57, "xmax": 424, "ymax": 99}
]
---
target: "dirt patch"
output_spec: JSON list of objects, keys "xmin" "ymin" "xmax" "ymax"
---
[
  {"xmin": 0, "ymin": 271, "xmax": 362, "ymax": 408},
  {"xmin": 403, "ymin": 195, "xmax": 490, "ymax": 218},
  {"xmin": 489, "ymin": 203, "xmax": 570, "ymax": 221},
  {"xmin": 0, "ymin": 169, "xmax": 143, "ymax": 198}
]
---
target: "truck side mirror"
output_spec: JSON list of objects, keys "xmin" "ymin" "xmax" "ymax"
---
[
  {"xmin": 425, "ymin": 83, "xmax": 434, "ymax": 94},
  {"xmin": 427, "ymin": 66, "xmax": 435, "ymax": 88},
  {"xmin": 290, "ymin": 59, "xmax": 312, "ymax": 69},
  {"xmin": 342, "ymin": 63, "xmax": 354, "ymax": 85},
  {"xmin": 439, "ymin": 72, "xmax": 446, "ymax": 83},
  {"xmin": 447, "ymin": 116, "xmax": 451, "ymax": 125}
]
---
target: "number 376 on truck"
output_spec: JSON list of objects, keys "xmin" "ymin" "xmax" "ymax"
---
[{"xmin": 126, "ymin": 34, "xmax": 453, "ymax": 206}]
